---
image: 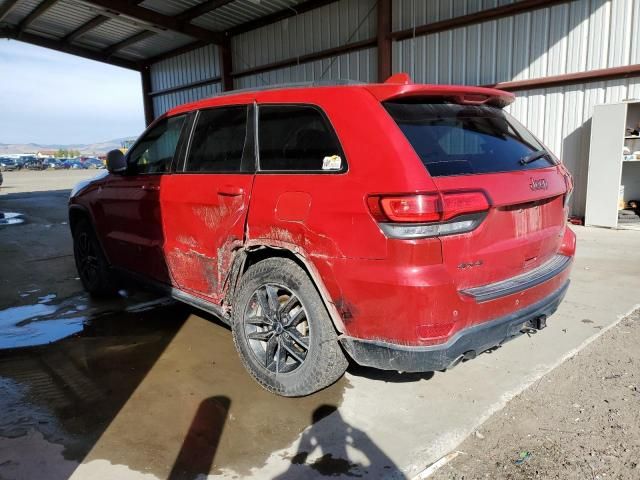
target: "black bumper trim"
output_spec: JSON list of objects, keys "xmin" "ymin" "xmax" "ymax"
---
[
  {"xmin": 339, "ymin": 281, "xmax": 570, "ymax": 372},
  {"xmin": 461, "ymin": 255, "xmax": 572, "ymax": 303}
]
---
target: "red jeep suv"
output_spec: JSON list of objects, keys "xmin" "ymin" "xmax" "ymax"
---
[{"xmin": 69, "ymin": 75, "xmax": 575, "ymax": 396}]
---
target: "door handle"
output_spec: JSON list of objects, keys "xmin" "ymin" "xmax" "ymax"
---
[
  {"xmin": 141, "ymin": 184, "xmax": 160, "ymax": 191},
  {"xmin": 218, "ymin": 185, "xmax": 244, "ymax": 197}
]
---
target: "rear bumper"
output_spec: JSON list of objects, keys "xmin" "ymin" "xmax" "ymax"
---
[
  {"xmin": 460, "ymin": 254, "xmax": 572, "ymax": 302},
  {"xmin": 339, "ymin": 280, "xmax": 569, "ymax": 372}
]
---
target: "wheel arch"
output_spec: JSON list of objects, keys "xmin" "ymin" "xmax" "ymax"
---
[
  {"xmin": 227, "ymin": 244, "xmax": 347, "ymax": 335},
  {"xmin": 68, "ymin": 204, "xmax": 92, "ymax": 233},
  {"xmin": 68, "ymin": 205, "xmax": 112, "ymax": 265}
]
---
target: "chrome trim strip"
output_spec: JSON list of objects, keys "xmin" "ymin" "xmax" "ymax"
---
[{"xmin": 461, "ymin": 254, "xmax": 572, "ymax": 302}]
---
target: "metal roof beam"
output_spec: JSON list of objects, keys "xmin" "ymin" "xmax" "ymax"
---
[
  {"xmin": 62, "ymin": 14, "xmax": 110, "ymax": 43},
  {"xmin": 142, "ymin": 40, "xmax": 209, "ymax": 65},
  {"xmin": 1, "ymin": 27, "xmax": 140, "ymax": 70},
  {"xmin": 391, "ymin": 0, "xmax": 569, "ymax": 41},
  {"xmin": 228, "ymin": 0, "xmax": 340, "ymax": 36},
  {"xmin": 0, "ymin": 0, "xmax": 22, "ymax": 23},
  {"xmin": 231, "ymin": 37, "xmax": 376, "ymax": 78},
  {"xmin": 140, "ymin": 0, "xmax": 341, "ymax": 66},
  {"xmin": 82, "ymin": 0, "xmax": 225, "ymax": 44},
  {"xmin": 104, "ymin": 29, "xmax": 156, "ymax": 56},
  {"xmin": 175, "ymin": 0, "xmax": 235, "ymax": 22},
  {"xmin": 17, "ymin": 0, "xmax": 59, "ymax": 34}
]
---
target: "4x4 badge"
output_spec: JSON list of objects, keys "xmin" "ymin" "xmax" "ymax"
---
[{"xmin": 530, "ymin": 178, "xmax": 548, "ymax": 191}]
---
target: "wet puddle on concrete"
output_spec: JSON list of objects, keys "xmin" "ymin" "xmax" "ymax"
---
[
  {"xmin": 0, "ymin": 291, "xmax": 174, "ymax": 350},
  {"xmin": 0, "ymin": 299, "xmax": 350, "ymax": 479},
  {"xmin": 0, "ymin": 300, "xmax": 189, "ymax": 465},
  {"xmin": 0, "ymin": 212, "xmax": 25, "ymax": 226}
]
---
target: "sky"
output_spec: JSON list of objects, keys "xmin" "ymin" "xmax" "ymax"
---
[{"xmin": 0, "ymin": 39, "xmax": 145, "ymax": 145}]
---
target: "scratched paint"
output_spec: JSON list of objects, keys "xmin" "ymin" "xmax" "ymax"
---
[
  {"xmin": 166, "ymin": 248, "xmax": 216, "ymax": 294},
  {"xmin": 176, "ymin": 234, "xmax": 198, "ymax": 248},
  {"xmin": 514, "ymin": 205, "xmax": 543, "ymax": 239},
  {"xmin": 193, "ymin": 204, "xmax": 232, "ymax": 230},
  {"xmin": 265, "ymin": 226, "xmax": 298, "ymax": 244}
]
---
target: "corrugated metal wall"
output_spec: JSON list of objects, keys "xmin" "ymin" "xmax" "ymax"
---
[
  {"xmin": 232, "ymin": 0, "xmax": 378, "ymax": 87},
  {"xmin": 149, "ymin": 44, "xmax": 222, "ymax": 116},
  {"xmin": 392, "ymin": 0, "xmax": 640, "ymax": 216},
  {"xmin": 393, "ymin": 0, "xmax": 639, "ymax": 85},
  {"xmin": 235, "ymin": 48, "xmax": 377, "ymax": 89},
  {"xmin": 507, "ymin": 78, "xmax": 640, "ymax": 216}
]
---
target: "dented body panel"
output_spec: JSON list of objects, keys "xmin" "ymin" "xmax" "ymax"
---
[
  {"xmin": 69, "ymin": 80, "xmax": 576, "ymax": 370},
  {"xmin": 161, "ymin": 173, "xmax": 254, "ymax": 302}
]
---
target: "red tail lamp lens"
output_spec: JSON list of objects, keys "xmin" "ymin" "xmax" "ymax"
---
[
  {"xmin": 380, "ymin": 194, "xmax": 440, "ymax": 222},
  {"xmin": 369, "ymin": 192, "xmax": 489, "ymax": 223},
  {"xmin": 441, "ymin": 191, "xmax": 489, "ymax": 220}
]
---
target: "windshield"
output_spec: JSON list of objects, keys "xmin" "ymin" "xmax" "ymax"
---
[{"xmin": 384, "ymin": 101, "xmax": 556, "ymax": 177}]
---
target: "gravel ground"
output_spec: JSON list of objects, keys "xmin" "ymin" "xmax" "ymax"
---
[
  {"xmin": 431, "ymin": 309, "xmax": 640, "ymax": 480},
  {"xmin": 0, "ymin": 169, "xmax": 97, "ymax": 195}
]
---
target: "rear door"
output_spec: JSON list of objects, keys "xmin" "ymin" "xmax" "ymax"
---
[
  {"xmin": 384, "ymin": 102, "xmax": 569, "ymax": 289},
  {"xmin": 161, "ymin": 104, "xmax": 255, "ymax": 302}
]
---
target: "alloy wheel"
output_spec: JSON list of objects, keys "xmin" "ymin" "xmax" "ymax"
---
[
  {"xmin": 76, "ymin": 232, "xmax": 99, "ymax": 286},
  {"xmin": 243, "ymin": 283, "xmax": 310, "ymax": 374}
]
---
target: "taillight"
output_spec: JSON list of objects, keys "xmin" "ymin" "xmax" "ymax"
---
[
  {"xmin": 561, "ymin": 166, "xmax": 573, "ymax": 208},
  {"xmin": 368, "ymin": 191, "xmax": 489, "ymax": 239}
]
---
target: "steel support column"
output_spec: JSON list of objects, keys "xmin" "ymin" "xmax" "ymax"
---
[
  {"xmin": 218, "ymin": 37, "xmax": 234, "ymax": 91},
  {"xmin": 141, "ymin": 66, "xmax": 155, "ymax": 125},
  {"xmin": 377, "ymin": 0, "xmax": 392, "ymax": 82}
]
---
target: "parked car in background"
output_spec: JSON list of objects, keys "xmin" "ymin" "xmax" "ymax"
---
[
  {"xmin": 68, "ymin": 160, "xmax": 88, "ymax": 170},
  {"xmin": 0, "ymin": 171, "xmax": 3, "ymax": 186},
  {"xmin": 69, "ymin": 78, "xmax": 576, "ymax": 396},
  {"xmin": 55, "ymin": 158, "xmax": 71, "ymax": 169},
  {"xmin": 0, "ymin": 158, "xmax": 20, "ymax": 171},
  {"xmin": 43, "ymin": 158, "xmax": 60, "ymax": 169},
  {"xmin": 15, "ymin": 157, "xmax": 32, "ymax": 169},
  {"xmin": 84, "ymin": 158, "xmax": 105, "ymax": 169},
  {"xmin": 24, "ymin": 158, "xmax": 46, "ymax": 170}
]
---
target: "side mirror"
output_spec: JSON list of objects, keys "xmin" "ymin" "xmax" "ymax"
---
[{"xmin": 106, "ymin": 149, "xmax": 127, "ymax": 173}]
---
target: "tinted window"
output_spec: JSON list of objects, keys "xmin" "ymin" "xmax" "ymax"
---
[
  {"xmin": 128, "ymin": 115, "xmax": 186, "ymax": 174},
  {"xmin": 258, "ymin": 105, "xmax": 344, "ymax": 171},
  {"xmin": 186, "ymin": 106, "xmax": 248, "ymax": 173},
  {"xmin": 384, "ymin": 102, "xmax": 555, "ymax": 176}
]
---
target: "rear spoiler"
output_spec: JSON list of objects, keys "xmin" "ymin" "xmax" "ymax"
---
[{"xmin": 366, "ymin": 73, "xmax": 515, "ymax": 108}]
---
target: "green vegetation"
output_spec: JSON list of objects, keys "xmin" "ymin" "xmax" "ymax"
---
[{"xmin": 55, "ymin": 148, "xmax": 81, "ymax": 158}]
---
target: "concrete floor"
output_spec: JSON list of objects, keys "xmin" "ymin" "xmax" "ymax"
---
[{"xmin": 0, "ymin": 170, "xmax": 639, "ymax": 479}]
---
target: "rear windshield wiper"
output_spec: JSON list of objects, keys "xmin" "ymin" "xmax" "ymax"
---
[{"xmin": 519, "ymin": 150, "xmax": 549, "ymax": 165}]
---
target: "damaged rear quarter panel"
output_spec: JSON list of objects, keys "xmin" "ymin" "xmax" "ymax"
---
[{"xmin": 245, "ymin": 90, "xmax": 441, "ymax": 335}]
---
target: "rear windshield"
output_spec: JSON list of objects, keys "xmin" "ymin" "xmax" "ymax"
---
[{"xmin": 384, "ymin": 101, "xmax": 556, "ymax": 176}]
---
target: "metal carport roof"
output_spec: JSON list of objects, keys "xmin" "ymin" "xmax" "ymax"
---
[
  {"xmin": 0, "ymin": 0, "xmax": 333, "ymax": 71},
  {"xmin": 3, "ymin": 0, "xmax": 639, "ymax": 126}
]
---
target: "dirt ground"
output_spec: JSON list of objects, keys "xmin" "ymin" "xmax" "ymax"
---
[
  {"xmin": 432, "ymin": 309, "xmax": 640, "ymax": 480},
  {"xmin": 0, "ymin": 168, "xmax": 97, "ymax": 195}
]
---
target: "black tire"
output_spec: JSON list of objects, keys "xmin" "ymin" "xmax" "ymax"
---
[
  {"xmin": 72, "ymin": 218, "xmax": 118, "ymax": 297},
  {"xmin": 231, "ymin": 258, "xmax": 348, "ymax": 397}
]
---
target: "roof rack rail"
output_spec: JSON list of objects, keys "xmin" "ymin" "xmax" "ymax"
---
[{"xmin": 211, "ymin": 79, "xmax": 366, "ymax": 98}]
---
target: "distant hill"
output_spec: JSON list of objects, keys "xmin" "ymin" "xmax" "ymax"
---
[{"xmin": 0, "ymin": 137, "xmax": 136, "ymax": 155}]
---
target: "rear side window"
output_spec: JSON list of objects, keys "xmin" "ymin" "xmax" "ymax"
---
[
  {"xmin": 258, "ymin": 105, "xmax": 345, "ymax": 172},
  {"xmin": 384, "ymin": 102, "xmax": 555, "ymax": 177},
  {"xmin": 185, "ymin": 106, "xmax": 248, "ymax": 173}
]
